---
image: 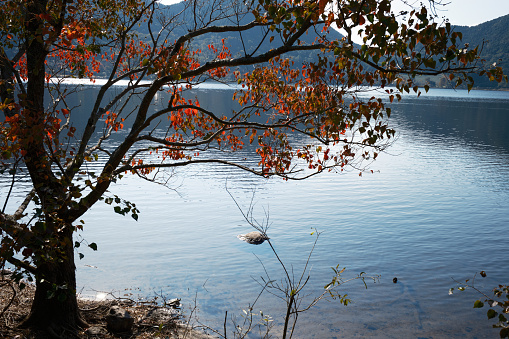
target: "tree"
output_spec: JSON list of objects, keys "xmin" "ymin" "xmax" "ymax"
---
[{"xmin": 0, "ymin": 0, "xmax": 505, "ymax": 336}]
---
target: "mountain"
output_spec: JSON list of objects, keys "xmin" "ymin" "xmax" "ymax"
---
[
  {"xmin": 454, "ymin": 14, "xmax": 509, "ymax": 89},
  {"xmin": 149, "ymin": 5, "xmax": 509, "ymax": 89},
  {"xmin": 6, "ymin": 1, "xmax": 506, "ymax": 89},
  {"xmin": 403, "ymin": 14, "xmax": 509, "ymax": 90},
  {"xmin": 105, "ymin": 2, "xmax": 344, "ymax": 81},
  {"xmin": 456, "ymin": 14, "xmax": 509, "ymax": 68},
  {"xmin": 162, "ymin": 3, "xmax": 344, "ymax": 78}
]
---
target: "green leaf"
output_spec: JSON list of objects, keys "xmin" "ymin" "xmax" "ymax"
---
[
  {"xmin": 34, "ymin": 221, "xmax": 46, "ymax": 232},
  {"xmin": 88, "ymin": 243, "xmax": 98, "ymax": 251},
  {"xmin": 74, "ymin": 241, "xmax": 80, "ymax": 248},
  {"xmin": 1, "ymin": 150, "xmax": 12, "ymax": 159},
  {"xmin": 473, "ymin": 300, "xmax": 484, "ymax": 308},
  {"xmin": 387, "ymin": 21, "xmax": 398, "ymax": 35},
  {"xmin": 132, "ymin": 213, "xmax": 138, "ymax": 221},
  {"xmin": 79, "ymin": 253, "xmax": 84, "ymax": 260},
  {"xmin": 114, "ymin": 206, "xmax": 122, "ymax": 214},
  {"xmin": 487, "ymin": 309, "xmax": 497, "ymax": 319}
]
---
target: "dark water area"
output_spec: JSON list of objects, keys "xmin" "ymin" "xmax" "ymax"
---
[
  {"xmin": 1, "ymin": 85, "xmax": 509, "ymax": 338},
  {"xmin": 393, "ymin": 95, "xmax": 509, "ymax": 152}
]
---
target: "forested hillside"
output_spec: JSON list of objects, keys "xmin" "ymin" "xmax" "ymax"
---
[
  {"xmin": 96, "ymin": 1, "xmax": 343, "ymax": 80},
  {"xmin": 151, "ymin": 4, "xmax": 508, "ymax": 89},
  {"xmin": 454, "ymin": 14, "xmax": 509, "ymax": 89},
  {"xmin": 6, "ymin": 0, "xmax": 505, "ymax": 88}
]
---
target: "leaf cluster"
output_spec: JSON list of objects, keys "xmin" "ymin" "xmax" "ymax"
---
[{"xmin": 450, "ymin": 272, "xmax": 509, "ymax": 338}]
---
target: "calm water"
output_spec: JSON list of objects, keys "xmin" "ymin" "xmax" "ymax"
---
[{"xmin": 2, "ymin": 86, "xmax": 509, "ymax": 338}]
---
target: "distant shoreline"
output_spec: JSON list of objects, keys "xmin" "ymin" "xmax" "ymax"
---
[{"xmin": 45, "ymin": 78, "xmax": 509, "ymax": 94}]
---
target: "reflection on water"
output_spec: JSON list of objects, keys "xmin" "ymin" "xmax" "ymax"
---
[{"xmin": 2, "ymin": 87, "xmax": 509, "ymax": 338}]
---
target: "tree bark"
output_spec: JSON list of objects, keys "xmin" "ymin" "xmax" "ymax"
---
[{"xmin": 21, "ymin": 226, "xmax": 88, "ymax": 337}]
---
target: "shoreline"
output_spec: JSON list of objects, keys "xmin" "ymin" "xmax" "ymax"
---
[{"xmin": 0, "ymin": 275, "xmax": 212, "ymax": 338}]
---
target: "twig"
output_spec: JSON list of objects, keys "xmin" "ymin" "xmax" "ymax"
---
[
  {"xmin": 223, "ymin": 310, "xmax": 227, "ymax": 338},
  {"xmin": 0, "ymin": 280, "xmax": 17, "ymax": 320}
]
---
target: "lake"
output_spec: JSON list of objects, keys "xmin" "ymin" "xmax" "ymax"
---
[{"xmin": 2, "ymin": 85, "xmax": 509, "ymax": 338}]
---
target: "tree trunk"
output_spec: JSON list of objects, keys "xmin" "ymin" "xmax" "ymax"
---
[
  {"xmin": 17, "ymin": 0, "xmax": 88, "ymax": 336},
  {"xmin": 21, "ymin": 227, "xmax": 88, "ymax": 337}
]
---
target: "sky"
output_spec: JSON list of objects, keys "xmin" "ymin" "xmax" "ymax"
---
[
  {"xmin": 159, "ymin": 0, "xmax": 509, "ymax": 27},
  {"xmin": 392, "ymin": 0, "xmax": 509, "ymax": 27}
]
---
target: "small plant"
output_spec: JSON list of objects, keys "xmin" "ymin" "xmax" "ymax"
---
[
  {"xmin": 224, "ymin": 188, "xmax": 379, "ymax": 338},
  {"xmin": 450, "ymin": 272, "xmax": 509, "ymax": 338}
]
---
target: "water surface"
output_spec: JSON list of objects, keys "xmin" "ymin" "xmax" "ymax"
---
[{"xmin": 2, "ymin": 87, "xmax": 509, "ymax": 338}]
